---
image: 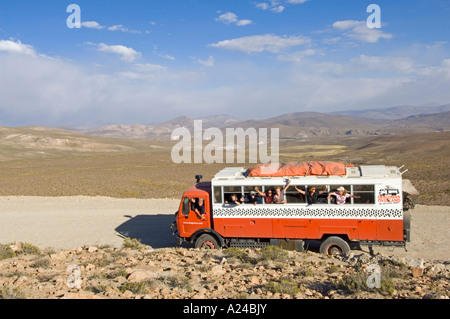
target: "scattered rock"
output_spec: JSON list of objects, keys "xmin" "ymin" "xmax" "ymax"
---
[
  {"xmin": 250, "ymin": 276, "xmax": 260, "ymax": 285},
  {"xmin": 0, "ymin": 242, "xmax": 448, "ymax": 300},
  {"xmin": 211, "ymin": 265, "xmax": 225, "ymax": 275},
  {"xmin": 304, "ymin": 289, "xmax": 313, "ymax": 296},
  {"xmin": 87, "ymin": 247, "xmax": 98, "ymax": 253},
  {"xmin": 122, "ymin": 290, "xmax": 134, "ymax": 299},
  {"xmin": 127, "ymin": 270, "xmax": 157, "ymax": 282},
  {"xmin": 411, "ymin": 268, "xmax": 424, "ymax": 278}
]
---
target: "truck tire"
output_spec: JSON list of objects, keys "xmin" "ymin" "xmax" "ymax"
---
[
  {"xmin": 403, "ymin": 193, "xmax": 415, "ymax": 211},
  {"xmin": 195, "ymin": 234, "xmax": 219, "ymax": 250},
  {"xmin": 319, "ymin": 236, "xmax": 351, "ymax": 256}
]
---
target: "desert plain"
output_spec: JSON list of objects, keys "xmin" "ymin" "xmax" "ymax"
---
[{"xmin": 0, "ymin": 124, "xmax": 449, "ymax": 299}]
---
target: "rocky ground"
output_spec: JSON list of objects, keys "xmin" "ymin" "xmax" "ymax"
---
[{"xmin": 0, "ymin": 241, "xmax": 448, "ymax": 300}]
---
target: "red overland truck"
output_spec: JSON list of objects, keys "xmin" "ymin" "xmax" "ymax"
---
[{"xmin": 171, "ymin": 162, "xmax": 418, "ymax": 255}]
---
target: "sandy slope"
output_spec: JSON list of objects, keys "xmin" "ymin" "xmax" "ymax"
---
[{"xmin": 0, "ymin": 197, "xmax": 448, "ymax": 261}]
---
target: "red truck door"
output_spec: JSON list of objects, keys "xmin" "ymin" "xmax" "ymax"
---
[{"xmin": 178, "ymin": 195, "xmax": 210, "ymax": 238}]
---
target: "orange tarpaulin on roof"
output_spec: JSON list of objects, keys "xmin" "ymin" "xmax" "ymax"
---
[{"xmin": 247, "ymin": 161, "xmax": 347, "ymax": 177}]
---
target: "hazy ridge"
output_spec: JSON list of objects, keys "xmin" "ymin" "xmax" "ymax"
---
[{"xmin": 66, "ymin": 104, "xmax": 450, "ymax": 139}]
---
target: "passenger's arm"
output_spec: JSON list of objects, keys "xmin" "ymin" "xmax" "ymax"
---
[
  {"xmin": 295, "ymin": 186, "xmax": 305, "ymax": 195},
  {"xmin": 254, "ymin": 186, "xmax": 265, "ymax": 197},
  {"xmin": 282, "ymin": 177, "xmax": 291, "ymax": 192},
  {"xmin": 319, "ymin": 185, "xmax": 328, "ymax": 194}
]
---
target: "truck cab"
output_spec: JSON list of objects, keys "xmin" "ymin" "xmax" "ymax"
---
[{"xmin": 172, "ymin": 181, "xmax": 224, "ymax": 249}]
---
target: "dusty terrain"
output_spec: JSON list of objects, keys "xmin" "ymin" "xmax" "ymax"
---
[
  {"xmin": 0, "ymin": 198, "xmax": 448, "ymax": 300},
  {"xmin": 1, "ymin": 242, "xmax": 448, "ymax": 300},
  {"xmin": 0, "ymin": 197, "xmax": 448, "ymax": 261},
  {"xmin": 0, "ymin": 130, "xmax": 448, "ymax": 205},
  {"xmin": 0, "ymin": 126, "xmax": 448, "ymax": 300}
]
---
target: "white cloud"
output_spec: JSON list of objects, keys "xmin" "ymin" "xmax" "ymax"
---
[
  {"xmin": 293, "ymin": 55, "xmax": 421, "ymax": 78},
  {"xmin": 0, "ymin": 49, "xmax": 209, "ymax": 126},
  {"xmin": 215, "ymin": 12, "xmax": 252, "ymax": 27},
  {"xmin": 270, "ymin": 6, "xmax": 285, "ymax": 13},
  {"xmin": 255, "ymin": 0, "xmax": 308, "ymax": 13},
  {"xmin": 443, "ymin": 59, "xmax": 450, "ymax": 68},
  {"xmin": 236, "ymin": 19, "xmax": 253, "ymax": 27},
  {"xmin": 276, "ymin": 49, "xmax": 316, "ymax": 62},
  {"xmin": 0, "ymin": 39, "xmax": 36, "ymax": 56},
  {"xmin": 1, "ymin": 37, "xmax": 450, "ymax": 128},
  {"xmin": 97, "ymin": 43, "xmax": 141, "ymax": 62},
  {"xmin": 134, "ymin": 63, "xmax": 167, "ymax": 72},
  {"xmin": 286, "ymin": 0, "xmax": 308, "ymax": 3},
  {"xmin": 425, "ymin": 41, "xmax": 448, "ymax": 49},
  {"xmin": 81, "ymin": 21, "xmax": 104, "ymax": 29},
  {"xmin": 255, "ymin": 3, "xmax": 270, "ymax": 10},
  {"xmin": 197, "ymin": 56, "xmax": 215, "ymax": 67},
  {"xmin": 322, "ymin": 37, "xmax": 342, "ymax": 44},
  {"xmin": 209, "ymin": 34, "xmax": 310, "ymax": 54},
  {"xmin": 332, "ymin": 20, "xmax": 361, "ymax": 31},
  {"xmin": 332, "ymin": 20, "xmax": 392, "ymax": 43},
  {"xmin": 1, "ymin": 51, "xmax": 450, "ymax": 127},
  {"xmin": 153, "ymin": 50, "xmax": 176, "ymax": 61},
  {"xmin": 80, "ymin": 21, "xmax": 140, "ymax": 33},
  {"xmin": 347, "ymin": 55, "xmax": 416, "ymax": 74},
  {"xmin": 108, "ymin": 25, "xmax": 141, "ymax": 34},
  {"xmin": 216, "ymin": 12, "xmax": 238, "ymax": 24}
]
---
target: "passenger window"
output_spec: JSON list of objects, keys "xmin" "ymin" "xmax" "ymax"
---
[
  {"xmin": 286, "ymin": 186, "xmax": 306, "ymax": 204},
  {"xmin": 214, "ymin": 187, "xmax": 223, "ymax": 204},
  {"xmin": 223, "ymin": 186, "xmax": 243, "ymax": 205},
  {"xmin": 261, "ymin": 186, "xmax": 275, "ymax": 204},
  {"xmin": 243, "ymin": 186, "xmax": 264, "ymax": 204},
  {"xmin": 329, "ymin": 185, "xmax": 352, "ymax": 205},
  {"xmin": 311, "ymin": 185, "xmax": 329, "ymax": 204},
  {"xmin": 353, "ymin": 185, "xmax": 375, "ymax": 204}
]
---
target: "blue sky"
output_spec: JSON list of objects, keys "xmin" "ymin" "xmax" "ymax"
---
[{"xmin": 0, "ymin": 0, "xmax": 449, "ymax": 126}]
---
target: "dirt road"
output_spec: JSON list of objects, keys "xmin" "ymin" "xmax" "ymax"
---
[
  {"xmin": 0, "ymin": 197, "xmax": 448, "ymax": 261},
  {"xmin": 0, "ymin": 196, "xmax": 179, "ymax": 250}
]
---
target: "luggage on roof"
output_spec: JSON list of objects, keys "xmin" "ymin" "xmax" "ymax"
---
[{"xmin": 246, "ymin": 161, "xmax": 348, "ymax": 177}]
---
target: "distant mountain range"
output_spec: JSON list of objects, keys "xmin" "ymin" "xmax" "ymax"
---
[
  {"xmin": 73, "ymin": 115, "xmax": 244, "ymax": 139},
  {"xmin": 71, "ymin": 104, "xmax": 450, "ymax": 139},
  {"xmin": 334, "ymin": 104, "xmax": 450, "ymax": 121}
]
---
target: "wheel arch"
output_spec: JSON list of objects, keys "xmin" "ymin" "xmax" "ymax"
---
[{"xmin": 320, "ymin": 233, "xmax": 351, "ymax": 242}]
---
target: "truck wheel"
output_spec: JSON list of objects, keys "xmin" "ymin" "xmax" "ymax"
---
[
  {"xmin": 195, "ymin": 234, "xmax": 219, "ymax": 250},
  {"xmin": 319, "ymin": 236, "xmax": 351, "ymax": 256}
]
